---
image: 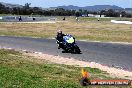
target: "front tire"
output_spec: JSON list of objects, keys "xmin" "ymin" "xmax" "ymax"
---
[{"xmin": 74, "ymin": 45, "xmax": 81, "ymax": 54}]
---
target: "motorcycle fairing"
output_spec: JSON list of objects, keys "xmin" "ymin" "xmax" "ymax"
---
[{"xmin": 63, "ymin": 35, "xmax": 74, "ymax": 44}]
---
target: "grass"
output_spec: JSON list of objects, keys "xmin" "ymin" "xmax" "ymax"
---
[
  {"xmin": 1, "ymin": 49, "xmax": 131, "ymax": 88},
  {"xmin": 0, "ymin": 19, "xmax": 5, "ymax": 22},
  {"xmin": 0, "ymin": 19, "xmax": 132, "ymax": 42},
  {"xmin": 79, "ymin": 17, "xmax": 114, "ymax": 21}
]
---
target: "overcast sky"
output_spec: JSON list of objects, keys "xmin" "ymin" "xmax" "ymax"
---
[{"xmin": 0, "ymin": 0, "xmax": 132, "ymax": 8}]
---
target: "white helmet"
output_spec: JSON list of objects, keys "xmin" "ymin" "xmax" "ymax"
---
[{"xmin": 57, "ymin": 30, "xmax": 62, "ymax": 34}]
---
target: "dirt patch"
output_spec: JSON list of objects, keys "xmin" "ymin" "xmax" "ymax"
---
[{"xmin": 25, "ymin": 52, "xmax": 132, "ymax": 80}]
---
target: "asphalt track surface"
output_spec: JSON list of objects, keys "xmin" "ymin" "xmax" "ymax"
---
[
  {"xmin": 2, "ymin": 16, "xmax": 56, "ymax": 22},
  {"xmin": 0, "ymin": 36, "xmax": 132, "ymax": 71}
]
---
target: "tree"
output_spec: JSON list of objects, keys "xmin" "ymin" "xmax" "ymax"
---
[
  {"xmin": 71, "ymin": 10, "xmax": 76, "ymax": 15},
  {"xmin": 106, "ymin": 9, "xmax": 114, "ymax": 17},
  {"xmin": 0, "ymin": 3, "xmax": 5, "ymax": 14},
  {"xmin": 24, "ymin": 3, "xmax": 31, "ymax": 9},
  {"xmin": 21, "ymin": 3, "xmax": 32, "ymax": 15},
  {"xmin": 121, "ymin": 11, "xmax": 126, "ymax": 17},
  {"xmin": 75, "ymin": 12, "xmax": 80, "ymax": 17}
]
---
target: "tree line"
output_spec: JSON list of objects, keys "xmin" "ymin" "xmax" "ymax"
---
[{"xmin": 0, "ymin": 3, "xmax": 132, "ymax": 17}]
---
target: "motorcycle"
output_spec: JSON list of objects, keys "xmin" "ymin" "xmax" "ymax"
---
[{"xmin": 56, "ymin": 34, "xmax": 81, "ymax": 54}]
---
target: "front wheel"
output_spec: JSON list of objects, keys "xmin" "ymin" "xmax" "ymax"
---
[{"xmin": 74, "ymin": 45, "xmax": 81, "ymax": 54}]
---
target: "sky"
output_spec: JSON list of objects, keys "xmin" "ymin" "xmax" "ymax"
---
[{"xmin": 0, "ymin": 0, "xmax": 132, "ymax": 8}]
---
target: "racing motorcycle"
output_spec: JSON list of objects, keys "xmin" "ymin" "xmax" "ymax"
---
[{"xmin": 56, "ymin": 34, "xmax": 81, "ymax": 54}]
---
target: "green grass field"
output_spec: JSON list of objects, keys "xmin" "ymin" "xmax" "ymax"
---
[
  {"xmin": 1, "ymin": 49, "xmax": 131, "ymax": 88},
  {"xmin": 0, "ymin": 49, "xmax": 103, "ymax": 88},
  {"xmin": 0, "ymin": 19, "xmax": 4, "ymax": 22},
  {"xmin": 0, "ymin": 19, "xmax": 132, "ymax": 42}
]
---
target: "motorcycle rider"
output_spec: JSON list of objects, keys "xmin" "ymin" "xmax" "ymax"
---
[
  {"xmin": 56, "ymin": 30, "xmax": 81, "ymax": 53},
  {"xmin": 56, "ymin": 30, "xmax": 65, "ymax": 49}
]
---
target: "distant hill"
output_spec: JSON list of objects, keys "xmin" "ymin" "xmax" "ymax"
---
[
  {"xmin": 51, "ymin": 5, "xmax": 124, "ymax": 11},
  {"xmin": 1, "ymin": 2, "xmax": 131, "ymax": 12},
  {"xmin": 0, "ymin": 2, "xmax": 23, "ymax": 8}
]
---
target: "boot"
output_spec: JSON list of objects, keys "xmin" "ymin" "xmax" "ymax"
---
[{"xmin": 57, "ymin": 44, "xmax": 60, "ymax": 49}]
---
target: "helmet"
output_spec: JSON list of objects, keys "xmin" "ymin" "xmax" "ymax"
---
[{"xmin": 57, "ymin": 30, "xmax": 62, "ymax": 35}]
